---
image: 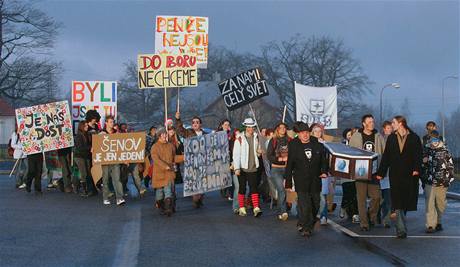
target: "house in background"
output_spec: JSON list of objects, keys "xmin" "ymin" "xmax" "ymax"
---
[
  {"xmin": 0, "ymin": 98, "xmax": 16, "ymax": 157},
  {"xmin": 169, "ymin": 79, "xmax": 284, "ymax": 129}
]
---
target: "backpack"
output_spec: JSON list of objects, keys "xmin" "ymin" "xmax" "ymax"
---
[{"xmin": 7, "ymin": 138, "xmax": 14, "ymax": 157}]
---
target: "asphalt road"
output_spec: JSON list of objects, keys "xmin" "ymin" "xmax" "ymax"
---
[{"xmin": 1, "ymin": 174, "xmax": 459, "ymax": 267}]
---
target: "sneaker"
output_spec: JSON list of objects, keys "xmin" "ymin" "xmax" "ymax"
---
[
  {"xmin": 253, "ymin": 207, "xmax": 262, "ymax": 218},
  {"xmin": 425, "ymin": 227, "xmax": 435, "ymax": 234},
  {"xmin": 297, "ymin": 224, "xmax": 304, "ymax": 232},
  {"xmin": 352, "ymin": 215, "xmax": 360, "ymax": 224},
  {"xmin": 320, "ymin": 217, "xmax": 328, "ymax": 225},
  {"xmin": 103, "ymin": 200, "xmax": 111, "ymax": 205},
  {"xmin": 278, "ymin": 212, "xmax": 289, "ymax": 221},
  {"xmin": 339, "ymin": 208, "xmax": 346, "ymax": 218},
  {"xmin": 47, "ymin": 183, "xmax": 54, "ymax": 189},
  {"xmin": 139, "ymin": 188, "xmax": 147, "ymax": 197},
  {"xmin": 238, "ymin": 207, "xmax": 247, "ymax": 217},
  {"xmin": 116, "ymin": 199, "xmax": 126, "ymax": 206},
  {"xmin": 436, "ymin": 224, "xmax": 443, "ymax": 232},
  {"xmin": 233, "ymin": 209, "xmax": 239, "ymax": 215},
  {"xmin": 18, "ymin": 183, "xmax": 26, "ymax": 189}
]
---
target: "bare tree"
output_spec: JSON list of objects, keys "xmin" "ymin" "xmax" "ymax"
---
[
  {"xmin": 261, "ymin": 35, "xmax": 371, "ymax": 125},
  {"xmin": 0, "ymin": 0, "xmax": 60, "ymax": 102}
]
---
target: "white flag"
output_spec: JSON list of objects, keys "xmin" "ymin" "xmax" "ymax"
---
[{"xmin": 295, "ymin": 82, "xmax": 338, "ymax": 129}]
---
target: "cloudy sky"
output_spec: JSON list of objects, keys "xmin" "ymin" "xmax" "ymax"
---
[{"xmin": 38, "ymin": 0, "xmax": 459, "ymax": 124}]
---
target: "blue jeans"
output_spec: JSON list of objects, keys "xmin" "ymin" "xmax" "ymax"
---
[
  {"xmin": 15, "ymin": 158, "xmax": 28, "ymax": 186},
  {"xmin": 232, "ymin": 174, "xmax": 239, "ymax": 211},
  {"xmin": 319, "ymin": 194, "xmax": 328, "ymax": 219},
  {"xmin": 381, "ymin": 189, "xmax": 391, "ymax": 225},
  {"xmin": 395, "ymin": 209, "xmax": 407, "ymax": 235},
  {"xmin": 268, "ymin": 168, "xmax": 287, "ymax": 213},
  {"xmin": 102, "ymin": 164, "xmax": 123, "ymax": 201},
  {"xmin": 156, "ymin": 181, "xmax": 173, "ymax": 201}
]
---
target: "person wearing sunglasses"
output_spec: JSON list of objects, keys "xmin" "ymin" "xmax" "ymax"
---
[{"xmin": 175, "ymin": 112, "xmax": 209, "ymax": 208}]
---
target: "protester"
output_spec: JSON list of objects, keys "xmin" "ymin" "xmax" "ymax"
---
[
  {"xmin": 11, "ymin": 125, "xmax": 28, "ymax": 189},
  {"xmin": 100, "ymin": 116, "xmax": 125, "ymax": 206},
  {"xmin": 339, "ymin": 128, "xmax": 360, "ymax": 224},
  {"xmin": 151, "ymin": 127, "xmax": 176, "ymax": 216},
  {"xmin": 377, "ymin": 115, "xmax": 422, "ymax": 239},
  {"xmin": 267, "ymin": 122, "xmax": 291, "ymax": 221},
  {"xmin": 86, "ymin": 110, "xmax": 101, "ymax": 135},
  {"xmin": 349, "ymin": 114, "xmax": 384, "ymax": 231},
  {"xmin": 168, "ymin": 125, "xmax": 184, "ymax": 185},
  {"xmin": 175, "ymin": 112, "xmax": 208, "ymax": 208},
  {"xmin": 284, "ymin": 122, "xmax": 328, "ymax": 237},
  {"xmin": 74, "ymin": 121, "xmax": 96, "ymax": 197},
  {"xmin": 216, "ymin": 119, "xmax": 234, "ymax": 203},
  {"xmin": 233, "ymin": 118, "xmax": 263, "ymax": 217},
  {"xmin": 380, "ymin": 121, "xmax": 393, "ymax": 228},
  {"xmin": 143, "ymin": 126, "xmax": 158, "ymax": 188},
  {"xmin": 422, "ymin": 130, "xmax": 454, "ymax": 233}
]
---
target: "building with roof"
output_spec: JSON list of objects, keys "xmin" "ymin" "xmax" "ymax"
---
[{"xmin": 0, "ymin": 98, "xmax": 16, "ymax": 145}]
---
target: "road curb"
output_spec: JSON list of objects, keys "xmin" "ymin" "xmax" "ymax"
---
[{"xmin": 447, "ymin": 192, "xmax": 460, "ymax": 200}]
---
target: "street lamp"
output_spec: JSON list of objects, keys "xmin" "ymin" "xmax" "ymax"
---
[
  {"xmin": 379, "ymin": 83, "xmax": 400, "ymax": 123},
  {"xmin": 441, "ymin": 75, "xmax": 458, "ymax": 143}
]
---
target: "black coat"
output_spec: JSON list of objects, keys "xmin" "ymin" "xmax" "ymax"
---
[
  {"xmin": 378, "ymin": 131, "xmax": 422, "ymax": 211},
  {"xmin": 284, "ymin": 138, "xmax": 328, "ymax": 194}
]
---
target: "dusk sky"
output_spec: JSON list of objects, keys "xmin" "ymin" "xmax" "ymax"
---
[{"xmin": 39, "ymin": 0, "xmax": 459, "ymax": 124}]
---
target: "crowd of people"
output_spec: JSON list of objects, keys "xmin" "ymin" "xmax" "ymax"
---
[{"xmin": 10, "ymin": 108, "xmax": 456, "ymax": 239}]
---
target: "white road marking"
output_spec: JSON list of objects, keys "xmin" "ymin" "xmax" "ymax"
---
[
  {"xmin": 328, "ymin": 219, "xmax": 460, "ymax": 239},
  {"xmin": 112, "ymin": 208, "xmax": 141, "ymax": 267}
]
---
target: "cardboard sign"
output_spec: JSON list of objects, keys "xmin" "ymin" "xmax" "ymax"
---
[
  {"xmin": 155, "ymin": 15, "xmax": 209, "ymax": 69},
  {"xmin": 218, "ymin": 68, "xmax": 269, "ymax": 111},
  {"xmin": 183, "ymin": 131, "xmax": 232, "ymax": 197},
  {"xmin": 15, "ymin": 101, "xmax": 74, "ymax": 155},
  {"xmin": 92, "ymin": 132, "xmax": 146, "ymax": 165},
  {"xmin": 137, "ymin": 53, "xmax": 198, "ymax": 89},
  {"xmin": 71, "ymin": 81, "xmax": 117, "ymax": 132}
]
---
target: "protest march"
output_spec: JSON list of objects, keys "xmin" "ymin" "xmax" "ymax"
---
[{"xmin": 6, "ymin": 12, "xmax": 456, "ymax": 244}]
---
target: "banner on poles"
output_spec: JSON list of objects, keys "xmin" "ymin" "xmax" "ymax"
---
[
  {"xmin": 92, "ymin": 132, "xmax": 146, "ymax": 165},
  {"xmin": 183, "ymin": 131, "xmax": 232, "ymax": 197},
  {"xmin": 155, "ymin": 15, "xmax": 209, "ymax": 69},
  {"xmin": 218, "ymin": 67, "xmax": 269, "ymax": 111},
  {"xmin": 137, "ymin": 54, "xmax": 198, "ymax": 89},
  {"xmin": 71, "ymin": 81, "xmax": 117, "ymax": 131},
  {"xmin": 15, "ymin": 101, "xmax": 74, "ymax": 155},
  {"xmin": 295, "ymin": 82, "xmax": 338, "ymax": 129}
]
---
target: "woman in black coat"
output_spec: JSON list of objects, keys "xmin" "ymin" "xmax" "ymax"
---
[{"xmin": 377, "ymin": 116, "xmax": 422, "ymax": 239}]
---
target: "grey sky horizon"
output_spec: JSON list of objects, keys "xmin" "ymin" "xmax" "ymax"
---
[{"xmin": 39, "ymin": 0, "xmax": 459, "ymax": 125}]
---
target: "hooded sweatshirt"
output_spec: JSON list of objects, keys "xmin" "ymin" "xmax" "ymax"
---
[{"xmin": 422, "ymin": 141, "xmax": 454, "ymax": 187}]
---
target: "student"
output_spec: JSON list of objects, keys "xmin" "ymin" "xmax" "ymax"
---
[
  {"xmin": 233, "ymin": 118, "xmax": 263, "ymax": 217},
  {"xmin": 11, "ymin": 125, "xmax": 28, "ymax": 189},
  {"xmin": 284, "ymin": 122, "xmax": 328, "ymax": 237},
  {"xmin": 422, "ymin": 131, "xmax": 454, "ymax": 233},
  {"xmin": 100, "ymin": 116, "xmax": 125, "ymax": 206},
  {"xmin": 377, "ymin": 116, "xmax": 422, "ymax": 239},
  {"xmin": 151, "ymin": 127, "xmax": 176, "ymax": 216}
]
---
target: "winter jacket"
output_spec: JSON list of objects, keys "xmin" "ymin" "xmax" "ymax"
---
[
  {"xmin": 151, "ymin": 141, "xmax": 176, "ymax": 189},
  {"xmin": 74, "ymin": 131, "xmax": 91, "ymax": 159},
  {"xmin": 11, "ymin": 132, "xmax": 26, "ymax": 159},
  {"xmin": 422, "ymin": 142, "xmax": 454, "ymax": 187},
  {"xmin": 377, "ymin": 131, "xmax": 422, "ymax": 211},
  {"xmin": 232, "ymin": 132, "xmax": 260, "ymax": 171},
  {"xmin": 284, "ymin": 138, "xmax": 328, "ymax": 193}
]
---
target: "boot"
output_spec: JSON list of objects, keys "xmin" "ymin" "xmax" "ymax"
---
[
  {"xmin": 80, "ymin": 182, "xmax": 89, "ymax": 197},
  {"xmin": 156, "ymin": 200, "xmax": 165, "ymax": 215},
  {"xmin": 164, "ymin": 198, "xmax": 173, "ymax": 217}
]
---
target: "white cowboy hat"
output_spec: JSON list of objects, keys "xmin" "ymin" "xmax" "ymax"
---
[{"xmin": 242, "ymin": 118, "xmax": 257, "ymax": 127}]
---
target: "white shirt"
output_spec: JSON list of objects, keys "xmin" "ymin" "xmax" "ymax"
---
[{"xmin": 11, "ymin": 132, "xmax": 26, "ymax": 159}]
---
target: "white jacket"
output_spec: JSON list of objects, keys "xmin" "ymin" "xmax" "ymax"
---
[
  {"xmin": 233, "ymin": 132, "xmax": 259, "ymax": 171},
  {"xmin": 11, "ymin": 132, "xmax": 26, "ymax": 159}
]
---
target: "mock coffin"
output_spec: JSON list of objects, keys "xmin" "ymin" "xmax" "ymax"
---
[{"xmin": 323, "ymin": 142, "xmax": 378, "ymax": 180}]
